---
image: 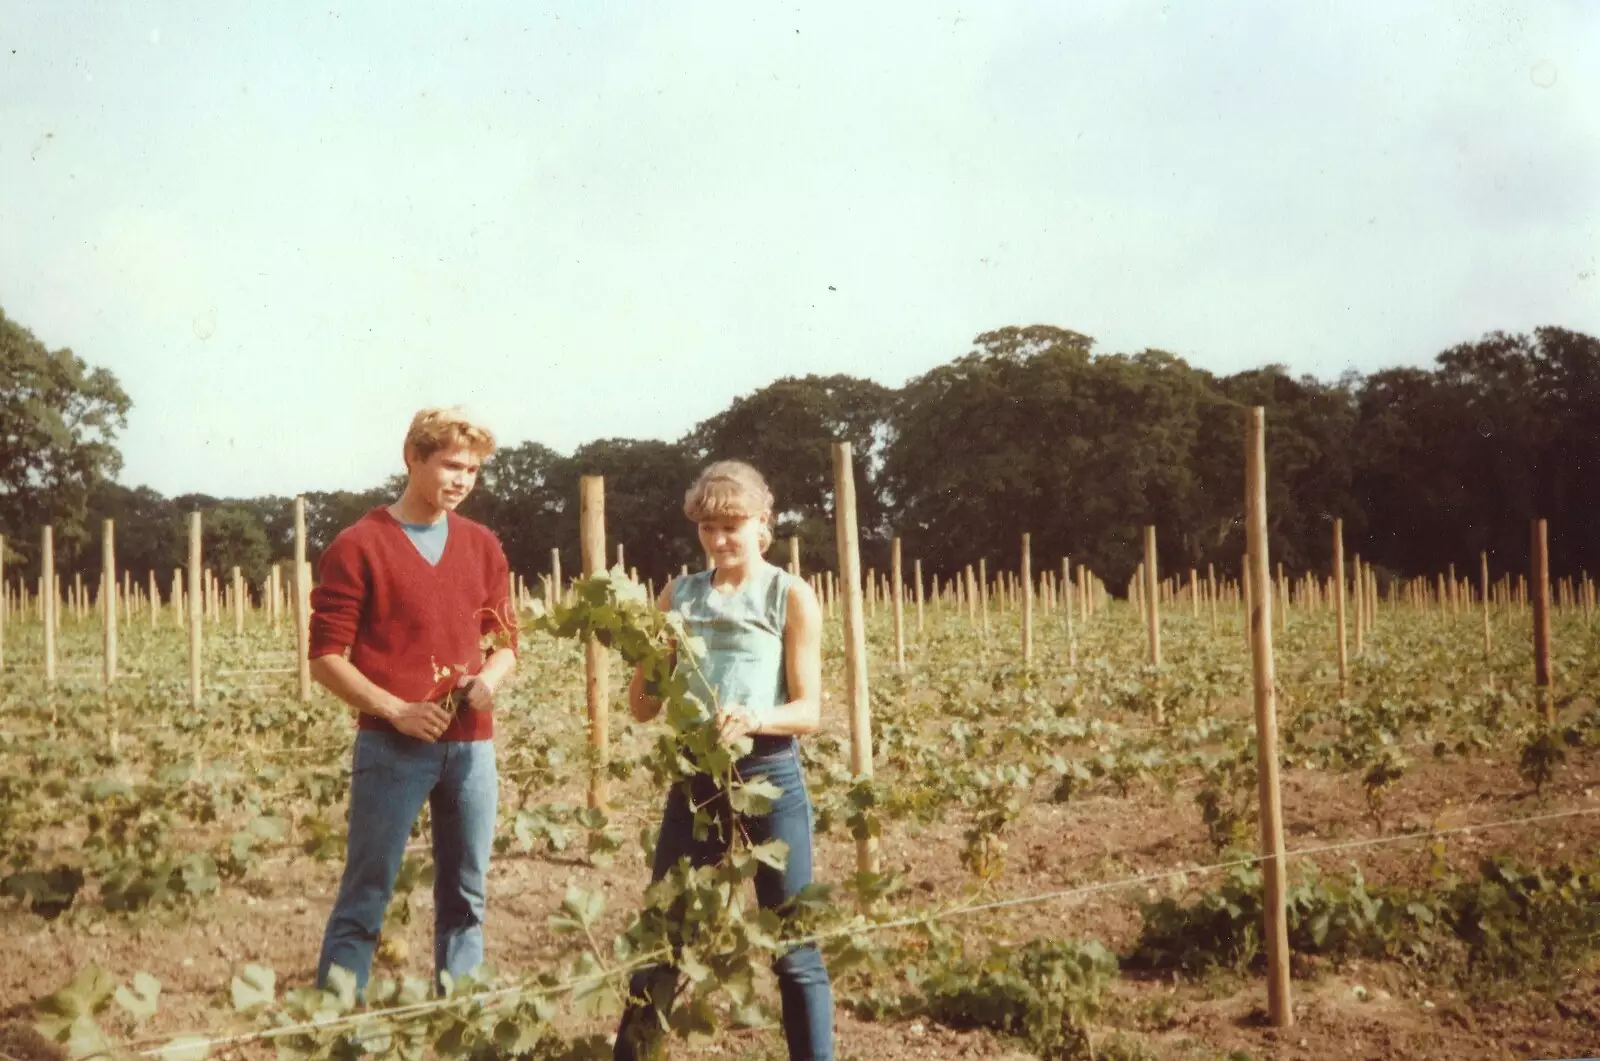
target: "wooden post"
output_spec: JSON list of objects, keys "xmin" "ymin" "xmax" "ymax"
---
[
  {"xmin": 1333, "ymin": 520, "xmax": 1348, "ymax": 690},
  {"xmin": 1531, "ymin": 519, "xmax": 1553, "ymax": 723},
  {"xmin": 1242, "ymin": 561, "xmax": 1253, "ymax": 651},
  {"xmin": 1244, "ymin": 407, "xmax": 1292, "ymax": 1028},
  {"xmin": 43, "ymin": 527, "xmax": 56, "ymax": 684},
  {"xmin": 1143, "ymin": 525, "xmax": 1161, "ymax": 667},
  {"xmin": 268, "ymin": 564, "xmax": 280, "ymax": 630},
  {"xmin": 913, "ymin": 558, "xmax": 925, "ymax": 635},
  {"xmin": 551, "ymin": 548, "xmax": 564, "ymax": 607},
  {"xmin": 188, "ymin": 512, "xmax": 203, "ymax": 708},
  {"xmin": 1207, "ymin": 562, "xmax": 1218, "ymax": 632},
  {"xmin": 293, "ymin": 498, "xmax": 312, "ymax": 702},
  {"xmin": 789, "ymin": 537, "xmax": 800, "ymax": 577},
  {"xmin": 1021, "ymin": 533, "xmax": 1034, "ymax": 664},
  {"xmin": 891, "ymin": 538, "xmax": 905, "ymax": 672},
  {"xmin": 102, "ymin": 520, "xmax": 118, "ymax": 685},
  {"xmin": 1276, "ymin": 562, "xmax": 1288, "ymax": 633},
  {"xmin": 1081, "ymin": 564, "xmax": 1091, "ymax": 626},
  {"xmin": 232, "ymin": 566, "xmax": 244, "ymax": 636},
  {"xmin": 1480, "ymin": 552, "xmax": 1492, "ymax": 660},
  {"xmin": 832, "ymin": 442, "xmax": 877, "ymax": 875},
  {"xmin": 581, "ymin": 477, "xmax": 609, "ymax": 811},
  {"xmin": 964, "ymin": 564, "xmax": 977, "ymax": 624},
  {"xmin": 1353, "ymin": 555, "xmax": 1365, "ymax": 657},
  {"xmin": 978, "ymin": 558, "xmax": 990, "ymax": 638},
  {"xmin": 1063, "ymin": 557, "xmax": 1077, "ymax": 667}
]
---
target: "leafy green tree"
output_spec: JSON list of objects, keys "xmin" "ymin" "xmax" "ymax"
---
[
  {"xmin": 84, "ymin": 481, "xmax": 184, "ymax": 591},
  {"xmin": 462, "ymin": 440, "xmax": 568, "ymax": 582},
  {"xmin": 202, "ymin": 505, "xmax": 273, "ymax": 585},
  {"xmin": 302, "ymin": 488, "xmax": 396, "ymax": 558},
  {"xmin": 683, "ymin": 374, "xmax": 896, "ymax": 567},
  {"xmin": 883, "ymin": 327, "xmax": 1220, "ymax": 587},
  {"xmin": 1207, "ymin": 367, "xmax": 1359, "ymax": 575},
  {"xmin": 0, "ymin": 306, "xmax": 131, "ymax": 573},
  {"xmin": 548, "ymin": 438, "xmax": 702, "ymax": 581}
]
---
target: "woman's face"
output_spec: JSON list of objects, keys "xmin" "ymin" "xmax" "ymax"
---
[{"xmin": 697, "ymin": 511, "xmax": 767, "ymax": 570}]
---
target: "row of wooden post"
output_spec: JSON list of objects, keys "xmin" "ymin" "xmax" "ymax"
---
[{"xmin": 5, "ymin": 504, "xmax": 314, "ymax": 711}]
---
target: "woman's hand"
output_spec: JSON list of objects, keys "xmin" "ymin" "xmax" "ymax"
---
[{"xmin": 717, "ymin": 704, "xmax": 763, "ymax": 745}]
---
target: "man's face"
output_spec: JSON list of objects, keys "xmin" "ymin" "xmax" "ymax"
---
[{"xmin": 408, "ymin": 444, "xmax": 482, "ymax": 512}]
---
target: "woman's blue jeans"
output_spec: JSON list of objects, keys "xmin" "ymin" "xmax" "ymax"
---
[
  {"xmin": 614, "ymin": 742, "xmax": 834, "ymax": 1061},
  {"xmin": 316, "ymin": 729, "xmax": 498, "ymax": 993}
]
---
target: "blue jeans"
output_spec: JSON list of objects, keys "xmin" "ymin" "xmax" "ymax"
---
[
  {"xmin": 317, "ymin": 729, "xmax": 498, "ymax": 993},
  {"xmin": 614, "ymin": 742, "xmax": 834, "ymax": 1061}
]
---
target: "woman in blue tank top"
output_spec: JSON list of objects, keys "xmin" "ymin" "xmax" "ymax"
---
[{"xmin": 613, "ymin": 461, "xmax": 834, "ymax": 1061}]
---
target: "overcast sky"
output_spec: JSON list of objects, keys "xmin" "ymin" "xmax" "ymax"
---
[{"xmin": 3, "ymin": 1, "xmax": 1596, "ymax": 498}]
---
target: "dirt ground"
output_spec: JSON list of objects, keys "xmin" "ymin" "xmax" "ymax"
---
[
  {"xmin": 5, "ymin": 720, "xmax": 1600, "ymax": 1061},
  {"xmin": 6, "ymin": 605, "xmax": 1600, "ymax": 1060}
]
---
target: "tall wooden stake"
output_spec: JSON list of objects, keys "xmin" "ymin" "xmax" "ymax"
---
[
  {"xmin": 188, "ymin": 512, "xmax": 203, "ymax": 708},
  {"xmin": 1480, "ymin": 551, "xmax": 1492, "ymax": 660},
  {"xmin": 293, "ymin": 498, "xmax": 312, "ymax": 702},
  {"xmin": 1245, "ymin": 407, "xmax": 1292, "ymax": 1028},
  {"xmin": 42, "ymin": 527, "xmax": 56, "ymax": 684},
  {"xmin": 581, "ymin": 477, "xmax": 609, "ymax": 811},
  {"xmin": 978, "ymin": 558, "xmax": 990, "ymax": 638},
  {"xmin": 1143, "ymin": 525, "xmax": 1161, "ymax": 667},
  {"xmin": 1333, "ymin": 519, "xmax": 1348, "ymax": 690},
  {"xmin": 891, "ymin": 537, "xmax": 905, "ymax": 672},
  {"xmin": 102, "ymin": 520, "xmax": 118, "ymax": 685},
  {"xmin": 1531, "ymin": 519, "xmax": 1553, "ymax": 723},
  {"xmin": 1207, "ymin": 562, "xmax": 1217, "ymax": 632},
  {"xmin": 1063, "ymin": 557, "xmax": 1077, "ymax": 667},
  {"xmin": 832, "ymin": 442, "xmax": 877, "ymax": 875},
  {"xmin": 913, "ymin": 558, "xmax": 925, "ymax": 635},
  {"xmin": 1021, "ymin": 533, "xmax": 1034, "ymax": 664}
]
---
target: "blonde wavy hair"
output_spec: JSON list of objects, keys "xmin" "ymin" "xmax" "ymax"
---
[
  {"xmin": 403, "ymin": 407, "xmax": 496, "ymax": 464},
  {"xmin": 684, "ymin": 461, "xmax": 775, "ymax": 550}
]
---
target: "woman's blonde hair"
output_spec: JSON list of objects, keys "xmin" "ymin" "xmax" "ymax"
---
[
  {"xmin": 684, "ymin": 461, "xmax": 774, "ymax": 550},
  {"xmin": 403, "ymin": 407, "xmax": 496, "ymax": 464}
]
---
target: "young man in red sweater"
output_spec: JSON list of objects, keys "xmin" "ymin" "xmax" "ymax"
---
[{"xmin": 310, "ymin": 407, "xmax": 518, "ymax": 994}]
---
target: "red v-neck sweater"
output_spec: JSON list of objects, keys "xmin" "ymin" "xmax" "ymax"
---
[{"xmin": 309, "ymin": 507, "xmax": 517, "ymax": 742}]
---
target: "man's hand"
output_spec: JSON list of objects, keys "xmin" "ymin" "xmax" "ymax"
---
[
  {"xmin": 391, "ymin": 699, "xmax": 454, "ymax": 743},
  {"xmin": 457, "ymin": 673, "xmax": 496, "ymax": 714}
]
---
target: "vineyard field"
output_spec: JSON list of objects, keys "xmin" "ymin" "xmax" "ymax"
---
[{"xmin": 3, "ymin": 586, "xmax": 1600, "ymax": 1061}]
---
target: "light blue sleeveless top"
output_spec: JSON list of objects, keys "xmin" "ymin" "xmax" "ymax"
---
[{"xmin": 672, "ymin": 563, "xmax": 792, "ymax": 719}]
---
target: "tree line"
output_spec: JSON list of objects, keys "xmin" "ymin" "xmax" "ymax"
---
[{"xmin": 4, "ymin": 305, "xmax": 1598, "ymax": 595}]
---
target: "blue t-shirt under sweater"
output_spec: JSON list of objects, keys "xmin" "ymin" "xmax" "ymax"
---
[{"xmin": 399, "ymin": 517, "xmax": 449, "ymax": 566}]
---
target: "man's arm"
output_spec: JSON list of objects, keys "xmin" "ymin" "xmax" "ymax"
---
[
  {"xmin": 459, "ymin": 539, "xmax": 521, "ymax": 712},
  {"xmin": 459, "ymin": 646, "xmax": 517, "ymax": 712}
]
